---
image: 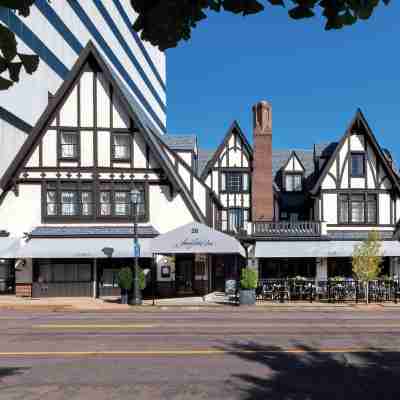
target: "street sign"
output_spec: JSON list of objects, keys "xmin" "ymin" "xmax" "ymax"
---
[{"xmin": 133, "ymin": 242, "xmax": 141, "ymax": 257}]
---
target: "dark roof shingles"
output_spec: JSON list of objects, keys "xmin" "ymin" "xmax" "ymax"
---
[{"xmin": 30, "ymin": 226, "xmax": 159, "ymax": 237}]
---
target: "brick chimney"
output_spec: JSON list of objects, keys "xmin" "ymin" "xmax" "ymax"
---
[{"xmin": 252, "ymin": 101, "xmax": 273, "ymax": 221}]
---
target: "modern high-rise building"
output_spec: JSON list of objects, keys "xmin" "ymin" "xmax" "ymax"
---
[{"xmin": 0, "ymin": 1, "xmax": 166, "ymax": 177}]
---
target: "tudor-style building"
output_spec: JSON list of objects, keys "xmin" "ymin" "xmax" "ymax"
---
[
  {"xmin": 0, "ymin": 43, "xmax": 226, "ymax": 298},
  {"xmin": 1, "ymin": 44, "xmax": 400, "ymax": 299}
]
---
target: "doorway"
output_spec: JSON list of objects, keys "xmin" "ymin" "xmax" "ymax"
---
[{"xmin": 175, "ymin": 256, "xmax": 194, "ymax": 295}]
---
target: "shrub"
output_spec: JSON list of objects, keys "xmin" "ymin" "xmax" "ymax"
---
[
  {"xmin": 240, "ymin": 268, "xmax": 258, "ymax": 290},
  {"xmin": 138, "ymin": 268, "xmax": 146, "ymax": 290},
  {"xmin": 118, "ymin": 267, "xmax": 133, "ymax": 290}
]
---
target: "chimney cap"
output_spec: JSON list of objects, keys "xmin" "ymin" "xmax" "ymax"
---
[{"xmin": 253, "ymin": 100, "xmax": 271, "ymax": 109}]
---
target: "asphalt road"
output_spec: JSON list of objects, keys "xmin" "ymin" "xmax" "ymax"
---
[{"xmin": 1, "ymin": 309, "xmax": 400, "ymax": 399}]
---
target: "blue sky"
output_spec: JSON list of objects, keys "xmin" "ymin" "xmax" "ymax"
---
[{"xmin": 166, "ymin": 2, "xmax": 400, "ymax": 163}]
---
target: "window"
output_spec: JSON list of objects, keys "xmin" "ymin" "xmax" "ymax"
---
[
  {"xmin": 285, "ymin": 174, "xmax": 302, "ymax": 192},
  {"xmin": 338, "ymin": 193, "xmax": 377, "ymax": 224},
  {"xmin": 60, "ymin": 130, "xmax": 79, "ymax": 160},
  {"xmin": 46, "ymin": 191, "xmax": 57, "ymax": 216},
  {"xmin": 114, "ymin": 191, "xmax": 129, "ymax": 216},
  {"xmin": 367, "ymin": 194, "xmax": 377, "ymax": 224},
  {"xmin": 45, "ymin": 184, "xmax": 93, "ymax": 219},
  {"xmin": 226, "ymin": 173, "xmax": 242, "ymax": 192},
  {"xmin": 112, "ymin": 133, "xmax": 131, "ymax": 161},
  {"xmin": 44, "ymin": 183, "xmax": 147, "ymax": 221},
  {"xmin": 99, "ymin": 184, "xmax": 146, "ymax": 220},
  {"xmin": 81, "ymin": 191, "xmax": 93, "ymax": 216},
  {"xmin": 351, "ymin": 194, "xmax": 364, "ymax": 223},
  {"xmin": 229, "ymin": 208, "xmax": 244, "ymax": 231},
  {"xmin": 222, "ymin": 172, "xmax": 249, "ymax": 192},
  {"xmin": 351, "ymin": 153, "xmax": 365, "ymax": 177},
  {"xmin": 220, "ymin": 208, "xmax": 249, "ymax": 232},
  {"xmin": 339, "ymin": 194, "xmax": 349, "ymax": 224},
  {"xmin": 100, "ymin": 191, "xmax": 111, "ymax": 216},
  {"xmin": 61, "ymin": 191, "xmax": 78, "ymax": 216}
]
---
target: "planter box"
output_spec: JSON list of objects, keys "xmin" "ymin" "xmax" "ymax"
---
[{"xmin": 240, "ymin": 289, "xmax": 256, "ymax": 305}]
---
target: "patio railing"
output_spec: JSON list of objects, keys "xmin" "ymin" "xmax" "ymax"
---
[
  {"xmin": 252, "ymin": 221, "xmax": 322, "ymax": 237},
  {"xmin": 256, "ymin": 279, "xmax": 400, "ymax": 303}
]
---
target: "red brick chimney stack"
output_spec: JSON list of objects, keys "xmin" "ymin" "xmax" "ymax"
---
[{"xmin": 252, "ymin": 101, "xmax": 273, "ymax": 221}]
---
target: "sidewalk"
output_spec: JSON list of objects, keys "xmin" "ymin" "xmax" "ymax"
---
[{"xmin": 0, "ymin": 295, "xmax": 399, "ymax": 312}]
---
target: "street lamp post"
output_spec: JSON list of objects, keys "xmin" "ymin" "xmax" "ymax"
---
[{"xmin": 130, "ymin": 187, "xmax": 142, "ymax": 305}]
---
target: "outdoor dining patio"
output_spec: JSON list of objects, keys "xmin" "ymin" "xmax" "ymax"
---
[{"xmin": 256, "ymin": 278, "xmax": 400, "ymax": 303}]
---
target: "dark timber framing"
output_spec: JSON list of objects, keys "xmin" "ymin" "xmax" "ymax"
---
[
  {"xmin": 0, "ymin": 42, "xmax": 207, "ymax": 224},
  {"xmin": 311, "ymin": 109, "xmax": 400, "ymax": 196}
]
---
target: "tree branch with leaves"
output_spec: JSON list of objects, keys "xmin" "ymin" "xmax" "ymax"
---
[
  {"xmin": 130, "ymin": 0, "xmax": 391, "ymax": 50},
  {"xmin": 352, "ymin": 230, "xmax": 382, "ymax": 303},
  {"xmin": 0, "ymin": 0, "xmax": 40, "ymax": 90}
]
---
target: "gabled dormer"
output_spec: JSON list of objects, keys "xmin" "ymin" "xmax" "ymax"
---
[
  {"xmin": 310, "ymin": 109, "xmax": 400, "ymax": 227},
  {"xmin": 282, "ymin": 151, "xmax": 305, "ymax": 192},
  {"xmin": 199, "ymin": 121, "xmax": 253, "ymax": 233},
  {"xmin": 0, "ymin": 42, "xmax": 212, "ymax": 237}
]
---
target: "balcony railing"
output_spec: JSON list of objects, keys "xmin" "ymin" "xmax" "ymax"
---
[{"xmin": 252, "ymin": 221, "xmax": 322, "ymax": 237}]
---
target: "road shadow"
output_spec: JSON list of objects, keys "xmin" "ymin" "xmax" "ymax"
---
[
  {"xmin": 219, "ymin": 342, "xmax": 400, "ymax": 399},
  {"xmin": 0, "ymin": 367, "xmax": 29, "ymax": 382}
]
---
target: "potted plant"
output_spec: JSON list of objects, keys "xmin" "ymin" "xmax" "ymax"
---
[
  {"xmin": 118, "ymin": 267, "xmax": 133, "ymax": 304},
  {"xmin": 240, "ymin": 268, "xmax": 258, "ymax": 305}
]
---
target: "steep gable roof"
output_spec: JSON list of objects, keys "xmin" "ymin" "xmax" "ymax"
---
[
  {"xmin": 163, "ymin": 135, "xmax": 197, "ymax": 151},
  {"xmin": 0, "ymin": 42, "xmax": 206, "ymax": 223},
  {"xmin": 200, "ymin": 120, "xmax": 252, "ymax": 180},
  {"xmin": 310, "ymin": 109, "xmax": 400, "ymax": 195}
]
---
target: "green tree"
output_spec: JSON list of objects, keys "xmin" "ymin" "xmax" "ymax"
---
[
  {"xmin": 131, "ymin": 0, "xmax": 391, "ymax": 51},
  {"xmin": 240, "ymin": 267, "xmax": 258, "ymax": 290},
  {"xmin": 0, "ymin": 0, "xmax": 392, "ymax": 90},
  {"xmin": 352, "ymin": 230, "xmax": 382, "ymax": 304},
  {"xmin": 118, "ymin": 267, "xmax": 133, "ymax": 291},
  {"xmin": 0, "ymin": 1, "xmax": 40, "ymax": 90}
]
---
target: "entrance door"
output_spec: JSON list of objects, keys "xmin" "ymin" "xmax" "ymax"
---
[{"xmin": 175, "ymin": 257, "xmax": 194, "ymax": 295}]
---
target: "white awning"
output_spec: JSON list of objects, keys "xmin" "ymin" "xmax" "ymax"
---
[
  {"xmin": 0, "ymin": 237, "xmax": 20, "ymax": 258},
  {"xmin": 255, "ymin": 240, "xmax": 400, "ymax": 258},
  {"xmin": 152, "ymin": 222, "xmax": 246, "ymax": 257},
  {"xmin": 17, "ymin": 238, "xmax": 153, "ymax": 259}
]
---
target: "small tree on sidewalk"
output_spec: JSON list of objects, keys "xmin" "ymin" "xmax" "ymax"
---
[{"xmin": 352, "ymin": 231, "xmax": 382, "ymax": 304}]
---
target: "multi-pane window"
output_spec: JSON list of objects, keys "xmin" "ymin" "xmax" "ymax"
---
[
  {"xmin": 46, "ymin": 191, "xmax": 57, "ymax": 216},
  {"xmin": 45, "ymin": 183, "xmax": 147, "ymax": 221},
  {"xmin": 61, "ymin": 191, "xmax": 78, "ymax": 216},
  {"xmin": 222, "ymin": 172, "xmax": 249, "ymax": 192},
  {"xmin": 285, "ymin": 174, "xmax": 302, "ymax": 192},
  {"xmin": 351, "ymin": 153, "xmax": 365, "ymax": 177},
  {"xmin": 339, "ymin": 193, "xmax": 377, "ymax": 224},
  {"xmin": 45, "ymin": 184, "xmax": 92, "ymax": 219},
  {"xmin": 60, "ymin": 131, "xmax": 79, "ymax": 160},
  {"xmin": 112, "ymin": 133, "xmax": 131, "ymax": 161},
  {"xmin": 100, "ymin": 191, "xmax": 111, "ymax": 216},
  {"xmin": 367, "ymin": 194, "xmax": 377, "ymax": 224},
  {"xmin": 351, "ymin": 194, "xmax": 364, "ymax": 223},
  {"xmin": 81, "ymin": 191, "xmax": 93, "ymax": 216},
  {"xmin": 114, "ymin": 192, "xmax": 129, "ymax": 216},
  {"xmin": 99, "ymin": 184, "xmax": 146, "ymax": 220},
  {"xmin": 220, "ymin": 208, "xmax": 249, "ymax": 232}
]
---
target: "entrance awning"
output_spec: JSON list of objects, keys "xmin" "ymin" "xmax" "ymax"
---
[
  {"xmin": 0, "ymin": 237, "xmax": 20, "ymax": 258},
  {"xmin": 255, "ymin": 240, "xmax": 400, "ymax": 258},
  {"xmin": 17, "ymin": 238, "xmax": 152, "ymax": 259},
  {"xmin": 151, "ymin": 222, "xmax": 246, "ymax": 257}
]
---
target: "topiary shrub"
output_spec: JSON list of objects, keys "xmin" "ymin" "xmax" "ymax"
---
[
  {"xmin": 118, "ymin": 267, "xmax": 133, "ymax": 291},
  {"xmin": 240, "ymin": 268, "xmax": 258, "ymax": 290}
]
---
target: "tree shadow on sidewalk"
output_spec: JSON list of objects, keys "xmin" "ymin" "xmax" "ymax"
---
[
  {"xmin": 219, "ymin": 342, "xmax": 400, "ymax": 400},
  {"xmin": 0, "ymin": 367, "xmax": 30, "ymax": 382}
]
